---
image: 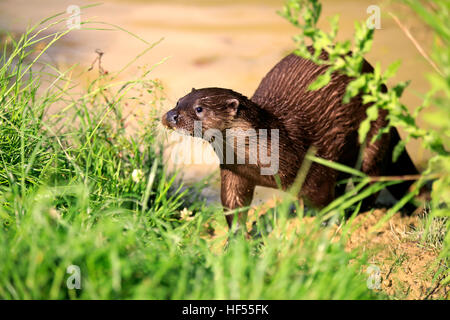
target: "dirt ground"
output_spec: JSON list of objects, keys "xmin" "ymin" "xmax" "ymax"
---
[{"xmin": 346, "ymin": 210, "xmax": 448, "ymax": 299}]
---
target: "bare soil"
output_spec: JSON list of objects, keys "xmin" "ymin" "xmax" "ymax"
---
[{"xmin": 346, "ymin": 210, "xmax": 448, "ymax": 299}]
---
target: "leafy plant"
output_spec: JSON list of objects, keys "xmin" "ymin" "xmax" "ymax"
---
[{"xmin": 279, "ymin": 0, "xmax": 449, "ymax": 286}]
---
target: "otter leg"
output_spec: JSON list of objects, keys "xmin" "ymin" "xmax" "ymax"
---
[
  {"xmin": 301, "ymin": 164, "xmax": 336, "ymax": 209},
  {"xmin": 361, "ymin": 125, "xmax": 418, "ymax": 213},
  {"xmin": 384, "ymin": 127, "xmax": 419, "ymax": 214},
  {"xmin": 384, "ymin": 127, "xmax": 418, "ymax": 199},
  {"xmin": 220, "ymin": 168, "xmax": 255, "ymax": 231},
  {"xmin": 359, "ymin": 130, "xmax": 390, "ymax": 211},
  {"xmin": 335, "ymin": 172, "xmax": 351, "ymax": 198}
]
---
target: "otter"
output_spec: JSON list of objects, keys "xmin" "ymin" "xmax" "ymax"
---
[{"xmin": 162, "ymin": 49, "xmax": 418, "ymax": 230}]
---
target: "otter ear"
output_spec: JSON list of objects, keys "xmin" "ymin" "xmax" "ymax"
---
[
  {"xmin": 191, "ymin": 88, "xmax": 196, "ymax": 93},
  {"xmin": 226, "ymin": 98, "xmax": 239, "ymax": 117}
]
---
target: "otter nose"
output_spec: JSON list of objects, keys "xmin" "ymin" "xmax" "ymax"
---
[{"xmin": 166, "ymin": 110, "xmax": 179, "ymax": 125}]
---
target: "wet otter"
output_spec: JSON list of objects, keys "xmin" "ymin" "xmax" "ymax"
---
[{"xmin": 162, "ymin": 50, "xmax": 418, "ymax": 229}]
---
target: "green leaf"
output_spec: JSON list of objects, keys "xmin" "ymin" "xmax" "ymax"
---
[
  {"xmin": 358, "ymin": 105, "xmax": 379, "ymax": 143},
  {"xmin": 306, "ymin": 154, "xmax": 367, "ymax": 178},
  {"xmin": 392, "ymin": 140, "xmax": 406, "ymax": 162},
  {"xmin": 358, "ymin": 118, "xmax": 371, "ymax": 144},
  {"xmin": 383, "ymin": 60, "xmax": 401, "ymax": 80},
  {"xmin": 308, "ymin": 72, "xmax": 331, "ymax": 90},
  {"xmin": 343, "ymin": 76, "xmax": 367, "ymax": 103}
]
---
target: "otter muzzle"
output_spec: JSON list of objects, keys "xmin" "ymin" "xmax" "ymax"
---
[{"xmin": 162, "ymin": 109, "xmax": 179, "ymax": 128}]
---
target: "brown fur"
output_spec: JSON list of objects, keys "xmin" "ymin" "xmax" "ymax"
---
[{"xmin": 162, "ymin": 49, "xmax": 418, "ymax": 229}]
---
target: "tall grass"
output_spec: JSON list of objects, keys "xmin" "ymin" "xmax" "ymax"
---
[{"xmin": 0, "ymin": 11, "xmax": 378, "ymax": 299}]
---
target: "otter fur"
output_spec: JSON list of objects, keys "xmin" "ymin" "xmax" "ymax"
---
[{"xmin": 162, "ymin": 49, "xmax": 418, "ymax": 229}]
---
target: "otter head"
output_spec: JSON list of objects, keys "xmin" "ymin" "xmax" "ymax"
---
[{"xmin": 162, "ymin": 87, "xmax": 241, "ymax": 136}]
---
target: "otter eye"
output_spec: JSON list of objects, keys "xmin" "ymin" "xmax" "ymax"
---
[{"xmin": 195, "ymin": 106, "xmax": 203, "ymax": 113}]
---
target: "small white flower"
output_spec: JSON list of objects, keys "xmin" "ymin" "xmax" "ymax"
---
[
  {"xmin": 131, "ymin": 169, "xmax": 143, "ymax": 183},
  {"xmin": 180, "ymin": 207, "xmax": 193, "ymax": 220}
]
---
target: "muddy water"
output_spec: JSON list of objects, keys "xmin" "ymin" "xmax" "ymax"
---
[{"xmin": 0, "ymin": 0, "xmax": 433, "ymax": 205}]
